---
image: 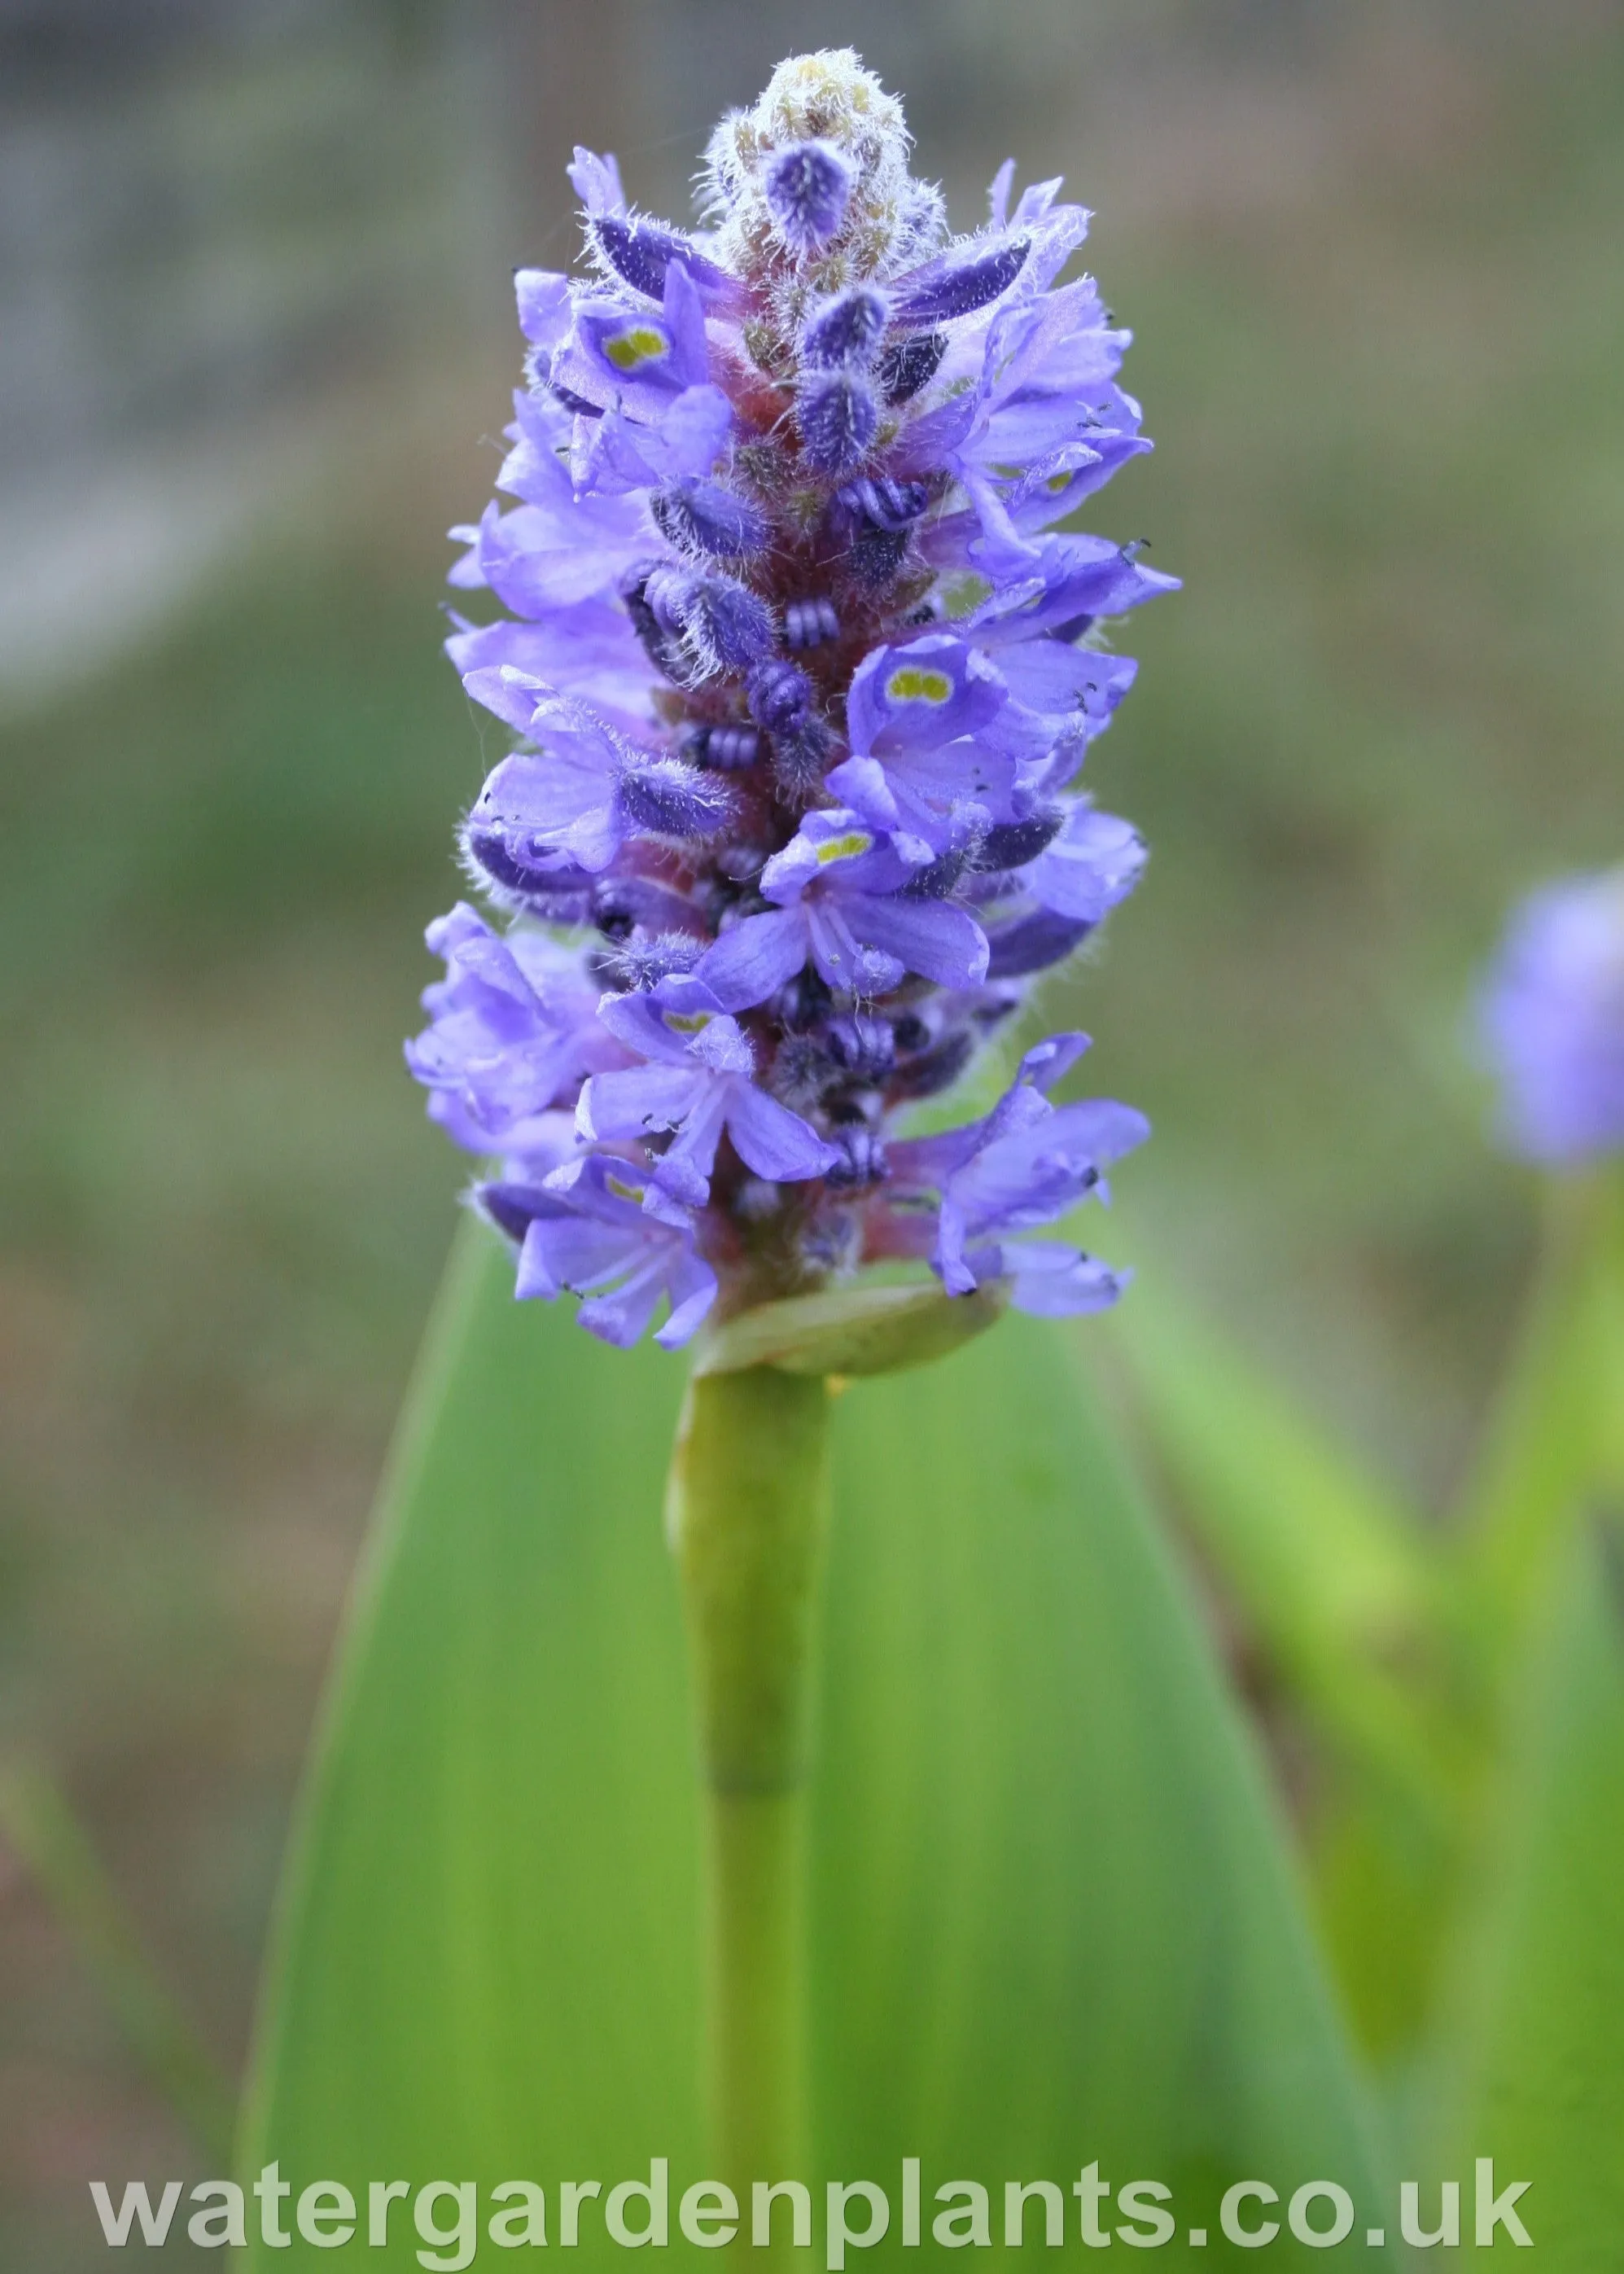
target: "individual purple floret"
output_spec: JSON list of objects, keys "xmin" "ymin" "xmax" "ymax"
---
[
  {"xmin": 1478, "ymin": 867, "xmax": 1624, "ymax": 1167},
  {"xmin": 409, "ymin": 49, "xmax": 1174, "ymax": 1347},
  {"xmin": 490, "ymin": 1157, "xmax": 720, "ymax": 1351},
  {"xmin": 878, "ymin": 1038, "xmax": 1149, "ymax": 1303}
]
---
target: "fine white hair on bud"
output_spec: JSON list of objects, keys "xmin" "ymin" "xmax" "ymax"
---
[{"xmin": 700, "ymin": 48, "xmax": 946, "ymax": 331}]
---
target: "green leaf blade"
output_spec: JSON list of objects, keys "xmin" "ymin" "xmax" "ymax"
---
[
  {"xmin": 241, "ymin": 1225, "xmax": 700, "ymax": 2198},
  {"xmin": 1437, "ymin": 1518, "xmax": 1624, "ymax": 2268},
  {"xmin": 243, "ymin": 1242, "xmax": 1391, "ymax": 2263},
  {"xmin": 1105, "ymin": 1278, "xmax": 1460, "ymax": 1819},
  {"xmin": 815, "ymin": 1312, "xmax": 1393, "ymax": 2249}
]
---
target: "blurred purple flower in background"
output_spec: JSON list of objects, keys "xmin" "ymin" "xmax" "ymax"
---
[
  {"xmin": 1479, "ymin": 866, "xmax": 1624, "ymax": 1167},
  {"xmin": 411, "ymin": 49, "xmax": 1172, "ymax": 1345}
]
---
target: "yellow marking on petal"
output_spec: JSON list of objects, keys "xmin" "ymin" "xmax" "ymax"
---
[
  {"xmin": 663, "ymin": 1009, "xmax": 713, "ymax": 1035},
  {"xmin": 885, "ymin": 665, "xmax": 954, "ymax": 705},
  {"xmin": 606, "ymin": 1173, "xmax": 643, "ymax": 1203},
  {"xmin": 1046, "ymin": 471, "xmax": 1073, "ymax": 493},
  {"xmin": 603, "ymin": 323, "xmax": 671, "ymax": 372},
  {"xmin": 815, "ymin": 830, "xmax": 873, "ymax": 865}
]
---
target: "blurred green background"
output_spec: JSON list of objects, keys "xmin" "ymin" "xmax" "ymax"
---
[{"xmin": 1, "ymin": 2, "xmax": 1621, "ymax": 2263}]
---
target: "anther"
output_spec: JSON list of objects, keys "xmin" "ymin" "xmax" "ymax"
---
[
  {"xmin": 785, "ymin": 597, "xmax": 840, "ymax": 650},
  {"xmin": 681, "ymin": 724, "xmax": 761, "ymax": 771}
]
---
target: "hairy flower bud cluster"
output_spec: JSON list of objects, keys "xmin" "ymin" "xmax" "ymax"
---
[
  {"xmin": 1479, "ymin": 865, "xmax": 1624, "ymax": 1167},
  {"xmin": 409, "ymin": 50, "xmax": 1173, "ymax": 1349}
]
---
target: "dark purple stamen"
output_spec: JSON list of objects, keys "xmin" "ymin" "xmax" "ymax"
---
[
  {"xmin": 825, "ymin": 1014, "xmax": 895, "ymax": 1080},
  {"xmin": 875, "ymin": 331, "xmax": 947, "ymax": 404},
  {"xmin": 785, "ymin": 597, "xmax": 840, "ymax": 651},
  {"xmin": 824, "ymin": 1126, "xmax": 890, "ymax": 1189},
  {"xmin": 747, "ymin": 661, "xmax": 814, "ymax": 730},
  {"xmin": 479, "ymin": 1182, "xmax": 567, "ymax": 1244},
  {"xmin": 838, "ymin": 476, "xmax": 930, "ymax": 532},
  {"xmin": 593, "ymin": 216, "xmax": 685, "ymax": 300},
  {"xmin": 984, "ymin": 909, "xmax": 1096, "ymax": 979},
  {"xmin": 888, "ymin": 1031, "xmax": 975, "ymax": 1099},
  {"xmin": 682, "ymin": 724, "xmax": 762, "ymax": 771},
  {"xmin": 972, "ymin": 808, "xmax": 1065, "ymax": 870}
]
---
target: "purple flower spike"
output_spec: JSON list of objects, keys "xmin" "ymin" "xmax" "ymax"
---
[
  {"xmin": 416, "ymin": 53, "xmax": 1166, "ymax": 1340},
  {"xmin": 1479, "ymin": 867, "xmax": 1624, "ymax": 1166},
  {"xmin": 763, "ymin": 139, "xmax": 853, "ymax": 254}
]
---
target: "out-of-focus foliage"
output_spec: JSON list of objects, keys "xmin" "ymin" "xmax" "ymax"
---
[
  {"xmin": 1102, "ymin": 1271, "xmax": 1464, "ymax": 2061},
  {"xmin": 1107, "ymin": 1167, "xmax": 1624, "ymax": 2252},
  {"xmin": 245, "ymin": 1232, "xmax": 1391, "ymax": 2267},
  {"xmin": 1441, "ymin": 1514, "xmax": 1624, "ymax": 2265}
]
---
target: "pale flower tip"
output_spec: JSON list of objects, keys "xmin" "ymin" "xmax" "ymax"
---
[{"xmin": 703, "ymin": 50, "xmax": 936, "ymax": 297}]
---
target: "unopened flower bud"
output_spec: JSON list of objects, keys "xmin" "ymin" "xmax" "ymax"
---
[{"xmin": 764, "ymin": 139, "xmax": 854, "ymax": 253}]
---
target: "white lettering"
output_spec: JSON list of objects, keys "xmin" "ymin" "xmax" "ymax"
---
[
  {"xmin": 416, "ymin": 2181, "xmax": 477, "ymax": 2272},
  {"xmin": 606, "ymin": 2160, "xmax": 668, "ymax": 2248},
  {"xmin": 1005, "ymin": 2180, "xmax": 1065, "ymax": 2247},
  {"xmin": 297, "ymin": 2181, "xmax": 357, "ymax": 2248},
  {"xmin": 826, "ymin": 2181, "xmax": 890, "ymax": 2270},
  {"xmin": 371, "ymin": 2180, "xmax": 411, "ymax": 2245},
  {"xmin": 1288, "ymin": 2184, "xmax": 1353, "ymax": 2249},
  {"xmin": 754, "ymin": 2180, "xmax": 812, "ymax": 2249},
  {"xmin": 1118, "ymin": 2183, "xmax": 1175, "ymax": 2249},
  {"xmin": 1074, "ymin": 2166, "xmax": 1111, "ymax": 2250},
  {"xmin": 561, "ymin": 2181, "xmax": 602, "ymax": 2246},
  {"xmin": 89, "ymin": 2181, "xmax": 183, "ymax": 2246},
  {"xmin": 680, "ymin": 2182, "xmax": 738, "ymax": 2248},
  {"xmin": 490, "ymin": 2180, "xmax": 548, "ymax": 2247},
  {"xmin": 1475, "ymin": 2162, "xmax": 1531, "ymax": 2247},
  {"xmin": 1219, "ymin": 2183, "xmax": 1279, "ymax": 2250},
  {"xmin": 253, "ymin": 2162, "xmax": 292, "ymax": 2249},
  {"xmin": 187, "ymin": 2180, "xmax": 245, "ymax": 2250},
  {"xmin": 933, "ymin": 2181, "xmax": 990, "ymax": 2248},
  {"xmin": 1401, "ymin": 2183, "xmax": 1459, "ymax": 2249}
]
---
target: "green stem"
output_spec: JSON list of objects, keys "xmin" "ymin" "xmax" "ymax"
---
[
  {"xmin": 666, "ymin": 1364, "xmax": 832, "ymax": 2199},
  {"xmin": 0, "ymin": 1759, "xmax": 237, "ymax": 2166},
  {"xmin": 1458, "ymin": 1171, "xmax": 1622, "ymax": 1667}
]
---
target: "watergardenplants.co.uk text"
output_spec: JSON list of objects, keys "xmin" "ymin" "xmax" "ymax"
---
[{"xmin": 90, "ymin": 2158, "xmax": 1533, "ymax": 2262}]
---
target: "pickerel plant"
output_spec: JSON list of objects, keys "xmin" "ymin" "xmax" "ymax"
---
[
  {"xmin": 1461, "ymin": 864, "xmax": 1624, "ymax": 1658},
  {"xmin": 1479, "ymin": 865, "xmax": 1624, "ymax": 1168},
  {"xmin": 407, "ymin": 50, "xmax": 1169, "ymax": 2202}
]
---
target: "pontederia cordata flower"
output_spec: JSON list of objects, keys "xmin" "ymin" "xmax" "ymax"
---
[
  {"xmin": 410, "ymin": 49, "xmax": 1173, "ymax": 1348},
  {"xmin": 1479, "ymin": 865, "xmax": 1624, "ymax": 1167}
]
